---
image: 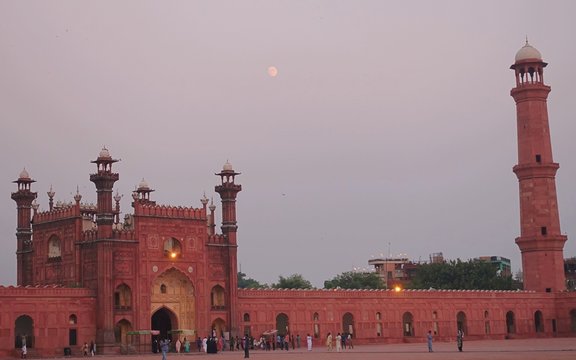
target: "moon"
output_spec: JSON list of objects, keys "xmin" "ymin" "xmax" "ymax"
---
[{"xmin": 267, "ymin": 66, "xmax": 278, "ymax": 77}]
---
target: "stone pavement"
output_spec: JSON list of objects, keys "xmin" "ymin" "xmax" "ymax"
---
[{"xmin": 14, "ymin": 338, "xmax": 576, "ymax": 360}]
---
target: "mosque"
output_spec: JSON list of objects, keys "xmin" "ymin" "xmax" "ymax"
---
[{"xmin": 1, "ymin": 42, "xmax": 575, "ymax": 357}]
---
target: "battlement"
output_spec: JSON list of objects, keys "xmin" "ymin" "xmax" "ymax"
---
[
  {"xmin": 207, "ymin": 234, "xmax": 227, "ymax": 245},
  {"xmin": 34, "ymin": 205, "xmax": 79, "ymax": 223},
  {"xmin": 134, "ymin": 203, "xmax": 205, "ymax": 220},
  {"xmin": 81, "ymin": 228, "xmax": 136, "ymax": 241},
  {"xmin": 0, "ymin": 284, "xmax": 95, "ymax": 297}
]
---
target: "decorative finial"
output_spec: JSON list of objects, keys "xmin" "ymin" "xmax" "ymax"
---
[
  {"xmin": 32, "ymin": 200, "xmax": 39, "ymax": 212},
  {"xmin": 114, "ymin": 190, "xmax": 122, "ymax": 202},
  {"xmin": 201, "ymin": 192, "xmax": 209, "ymax": 206},
  {"xmin": 525, "ymin": 35, "xmax": 529, "ymax": 46},
  {"xmin": 47, "ymin": 185, "xmax": 55, "ymax": 198},
  {"xmin": 74, "ymin": 186, "xmax": 82, "ymax": 203},
  {"xmin": 209, "ymin": 197, "xmax": 216, "ymax": 211}
]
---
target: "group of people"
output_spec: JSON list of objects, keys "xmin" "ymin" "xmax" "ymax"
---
[
  {"xmin": 81, "ymin": 341, "xmax": 96, "ymax": 356},
  {"xmin": 426, "ymin": 329, "xmax": 465, "ymax": 352},
  {"xmin": 325, "ymin": 332, "xmax": 354, "ymax": 352}
]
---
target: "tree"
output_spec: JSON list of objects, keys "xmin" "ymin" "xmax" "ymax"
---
[
  {"xmin": 237, "ymin": 272, "xmax": 267, "ymax": 289},
  {"xmin": 409, "ymin": 259, "xmax": 514, "ymax": 290},
  {"xmin": 324, "ymin": 271, "xmax": 385, "ymax": 289},
  {"xmin": 272, "ymin": 274, "xmax": 313, "ymax": 289}
]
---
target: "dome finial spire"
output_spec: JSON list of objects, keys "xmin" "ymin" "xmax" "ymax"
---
[{"xmin": 525, "ymin": 35, "xmax": 529, "ymax": 46}]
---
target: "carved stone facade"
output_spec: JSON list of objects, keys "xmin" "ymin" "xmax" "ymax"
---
[{"xmin": 1, "ymin": 43, "xmax": 575, "ymax": 358}]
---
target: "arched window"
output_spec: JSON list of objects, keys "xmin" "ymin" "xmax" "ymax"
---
[
  {"xmin": 506, "ymin": 311, "xmax": 516, "ymax": 334},
  {"xmin": 163, "ymin": 238, "xmax": 182, "ymax": 259},
  {"xmin": 211, "ymin": 285, "xmax": 225, "ymax": 310},
  {"xmin": 48, "ymin": 235, "xmax": 61, "ymax": 260},
  {"xmin": 243, "ymin": 313, "xmax": 251, "ymax": 322},
  {"xmin": 376, "ymin": 312, "xmax": 382, "ymax": 337},
  {"xmin": 484, "ymin": 310, "xmax": 490, "ymax": 335},
  {"xmin": 114, "ymin": 284, "xmax": 132, "ymax": 310},
  {"xmin": 534, "ymin": 310, "xmax": 544, "ymax": 333},
  {"xmin": 160, "ymin": 284, "xmax": 167, "ymax": 294},
  {"xmin": 432, "ymin": 311, "xmax": 439, "ymax": 335},
  {"xmin": 402, "ymin": 312, "xmax": 414, "ymax": 337},
  {"xmin": 69, "ymin": 314, "xmax": 77, "ymax": 325}
]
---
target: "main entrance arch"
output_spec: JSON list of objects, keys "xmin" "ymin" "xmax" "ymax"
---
[
  {"xmin": 152, "ymin": 307, "xmax": 178, "ymax": 340},
  {"xmin": 151, "ymin": 268, "xmax": 196, "ymax": 337}
]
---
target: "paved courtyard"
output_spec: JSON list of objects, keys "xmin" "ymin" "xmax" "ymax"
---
[{"xmin": 14, "ymin": 338, "xmax": 576, "ymax": 360}]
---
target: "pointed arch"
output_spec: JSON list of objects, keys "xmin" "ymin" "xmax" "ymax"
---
[
  {"xmin": 15, "ymin": 315, "xmax": 34, "ymax": 349},
  {"xmin": 48, "ymin": 235, "xmax": 61, "ymax": 260},
  {"xmin": 506, "ymin": 311, "xmax": 516, "ymax": 334},
  {"xmin": 276, "ymin": 313, "xmax": 289, "ymax": 336},
  {"xmin": 114, "ymin": 283, "xmax": 132, "ymax": 310},
  {"xmin": 343, "ymin": 312, "xmax": 355, "ymax": 337},
  {"xmin": 534, "ymin": 310, "xmax": 544, "ymax": 333},
  {"xmin": 210, "ymin": 285, "xmax": 226, "ymax": 310},
  {"xmin": 402, "ymin": 312, "xmax": 414, "ymax": 337},
  {"xmin": 114, "ymin": 319, "xmax": 133, "ymax": 345},
  {"xmin": 212, "ymin": 318, "xmax": 226, "ymax": 338},
  {"xmin": 456, "ymin": 311, "xmax": 468, "ymax": 335}
]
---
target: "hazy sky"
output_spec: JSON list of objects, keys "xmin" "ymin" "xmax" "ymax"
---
[{"xmin": 1, "ymin": 1, "xmax": 575, "ymax": 288}]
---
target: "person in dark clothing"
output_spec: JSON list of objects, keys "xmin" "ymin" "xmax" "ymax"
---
[{"xmin": 243, "ymin": 335, "xmax": 250, "ymax": 358}]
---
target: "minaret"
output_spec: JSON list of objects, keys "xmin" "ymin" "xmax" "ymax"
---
[
  {"xmin": 11, "ymin": 168, "xmax": 37, "ymax": 286},
  {"xmin": 511, "ymin": 41, "xmax": 567, "ymax": 292},
  {"xmin": 89, "ymin": 147, "xmax": 119, "ymax": 239},
  {"xmin": 214, "ymin": 161, "xmax": 242, "ymax": 336}
]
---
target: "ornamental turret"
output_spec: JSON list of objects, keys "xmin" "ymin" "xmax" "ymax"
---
[
  {"xmin": 11, "ymin": 168, "xmax": 37, "ymax": 285},
  {"xmin": 89, "ymin": 147, "xmax": 119, "ymax": 239}
]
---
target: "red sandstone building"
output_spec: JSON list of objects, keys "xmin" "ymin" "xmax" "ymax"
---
[{"xmin": 1, "ymin": 42, "xmax": 576, "ymax": 357}]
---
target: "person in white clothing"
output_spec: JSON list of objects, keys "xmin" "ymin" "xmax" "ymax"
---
[{"xmin": 306, "ymin": 334, "xmax": 312, "ymax": 351}]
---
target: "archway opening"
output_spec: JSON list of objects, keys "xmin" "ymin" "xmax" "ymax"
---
[
  {"xmin": 506, "ymin": 311, "xmax": 516, "ymax": 334},
  {"xmin": 402, "ymin": 312, "xmax": 414, "ymax": 337},
  {"xmin": 456, "ymin": 311, "xmax": 468, "ymax": 335},
  {"xmin": 276, "ymin": 313, "xmax": 289, "ymax": 336},
  {"xmin": 343, "ymin": 312, "xmax": 355, "ymax": 337},
  {"xmin": 571, "ymin": 309, "xmax": 576, "ymax": 333},
  {"xmin": 212, "ymin": 318, "xmax": 226, "ymax": 338},
  {"xmin": 114, "ymin": 319, "xmax": 133, "ymax": 345},
  {"xmin": 152, "ymin": 307, "xmax": 177, "ymax": 341},
  {"xmin": 15, "ymin": 315, "xmax": 34, "ymax": 349},
  {"xmin": 534, "ymin": 310, "xmax": 544, "ymax": 333}
]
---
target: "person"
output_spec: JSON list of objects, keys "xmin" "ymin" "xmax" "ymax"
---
[
  {"xmin": 184, "ymin": 337, "xmax": 190, "ymax": 353},
  {"xmin": 21, "ymin": 343, "xmax": 27, "ymax": 359},
  {"xmin": 427, "ymin": 330, "xmax": 433, "ymax": 352},
  {"xmin": 202, "ymin": 336, "xmax": 207, "ymax": 353},
  {"xmin": 457, "ymin": 329, "xmax": 464, "ymax": 352},
  {"xmin": 82, "ymin": 342, "xmax": 89, "ymax": 356},
  {"xmin": 296, "ymin": 334, "xmax": 301, "ymax": 348},
  {"xmin": 153, "ymin": 338, "xmax": 158, "ymax": 353},
  {"xmin": 196, "ymin": 337, "xmax": 202, "ymax": 352},
  {"xmin": 336, "ymin": 333, "xmax": 342, "ymax": 352},
  {"xmin": 90, "ymin": 341, "xmax": 95, "ymax": 356},
  {"xmin": 230, "ymin": 335, "xmax": 235, "ymax": 351},
  {"xmin": 306, "ymin": 333, "xmax": 312, "ymax": 351},
  {"xmin": 326, "ymin": 332, "xmax": 333, "ymax": 351},
  {"xmin": 347, "ymin": 333, "xmax": 354, "ymax": 349},
  {"xmin": 175, "ymin": 338, "xmax": 181, "ymax": 353},
  {"xmin": 284, "ymin": 334, "xmax": 289, "ymax": 351},
  {"xmin": 160, "ymin": 338, "xmax": 170, "ymax": 360},
  {"xmin": 243, "ymin": 334, "xmax": 250, "ymax": 358}
]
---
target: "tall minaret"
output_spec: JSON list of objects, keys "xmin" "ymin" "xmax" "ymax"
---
[
  {"xmin": 90, "ymin": 147, "xmax": 119, "ymax": 239},
  {"xmin": 214, "ymin": 161, "xmax": 242, "ymax": 336},
  {"xmin": 511, "ymin": 41, "xmax": 567, "ymax": 292},
  {"xmin": 11, "ymin": 169, "xmax": 37, "ymax": 286}
]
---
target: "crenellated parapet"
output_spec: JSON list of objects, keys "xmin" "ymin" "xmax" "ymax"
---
[
  {"xmin": 0, "ymin": 284, "xmax": 96, "ymax": 297},
  {"xmin": 81, "ymin": 228, "xmax": 135, "ymax": 241},
  {"xmin": 34, "ymin": 205, "xmax": 79, "ymax": 224},
  {"xmin": 134, "ymin": 203, "xmax": 206, "ymax": 220},
  {"xmin": 207, "ymin": 234, "xmax": 227, "ymax": 245}
]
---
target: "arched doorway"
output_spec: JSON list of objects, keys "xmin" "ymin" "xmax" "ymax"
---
[
  {"xmin": 571, "ymin": 309, "xmax": 576, "ymax": 333},
  {"xmin": 506, "ymin": 311, "xmax": 516, "ymax": 334},
  {"xmin": 342, "ymin": 312, "xmax": 355, "ymax": 337},
  {"xmin": 276, "ymin": 313, "xmax": 289, "ymax": 336},
  {"xmin": 456, "ymin": 311, "xmax": 467, "ymax": 335},
  {"xmin": 402, "ymin": 312, "xmax": 414, "ymax": 337},
  {"xmin": 534, "ymin": 311, "xmax": 544, "ymax": 333},
  {"xmin": 114, "ymin": 319, "xmax": 133, "ymax": 345},
  {"xmin": 152, "ymin": 307, "xmax": 178, "ymax": 340},
  {"xmin": 151, "ymin": 268, "xmax": 195, "ymax": 335},
  {"xmin": 15, "ymin": 315, "xmax": 34, "ymax": 349},
  {"xmin": 212, "ymin": 318, "xmax": 226, "ymax": 338}
]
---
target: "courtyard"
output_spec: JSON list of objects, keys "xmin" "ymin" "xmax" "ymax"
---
[{"xmin": 16, "ymin": 338, "xmax": 576, "ymax": 360}]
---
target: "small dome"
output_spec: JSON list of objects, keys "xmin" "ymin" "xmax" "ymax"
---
[
  {"xmin": 98, "ymin": 147, "xmax": 111, "ymax": 159},
  {"xmin": 515, "ymin": 41, "xmax": 542, "ymax": 62},
  {"xmin": 223, "ymin": 161, "xmax": 233, "ymax": 171},
  {"xmin": 19, "ymin": 168, "xmax": 30, "ymax": 179},
  {"xmin": 138, "ymin": 178, "xmax": 149, "ymax": 190}
]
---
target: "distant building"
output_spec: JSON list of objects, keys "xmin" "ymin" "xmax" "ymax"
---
[
  {"xmin": 477, "ymin": 256, "xmax": 512, "ymax": 277},
  {"xmin": 429, "ymin": 252, "xmax": 445, "ymax": 264},
  {"xmin": 368, "ymin": 256, "xmax": 418, "ymax": 288}
]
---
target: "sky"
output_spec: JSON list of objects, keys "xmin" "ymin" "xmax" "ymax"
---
[{"xmin": 1, "ymin": 1, "xmax": 575, "ymax": 288}]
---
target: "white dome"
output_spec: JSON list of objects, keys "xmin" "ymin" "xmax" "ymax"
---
[
  {"xmin": 138, "ymin": 178, "xmax": 150, "ymax": 190},
  {"xmin": 515, "ymin": 41, "xmax": 542, "ymax": 62},
  {"xmin": 98, "ymin": 147, "xmax": 111, "ymax": 159},
  {"xmin": 223, "ymin": 161, "xmax": 233, "ymax": 171},
  {"xmin": 19, "ymin": 168, "xmax": 30, "ymax": 179}
]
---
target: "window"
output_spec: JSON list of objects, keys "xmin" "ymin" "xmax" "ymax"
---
[
  {"xmin": 160, "ymin": 284, "xmax": 167, "ymax": 294},
  {"xmin": 114, "ymin": 284, "xmax": 132, "ymax": 310},
  {"xmin": 48, "ymin": 235, "xmax": 61, "ymax": 260},
  {"xmin": 211, "ymin": 285, "xmax": 226, "ymax": 310},
  {"xmin": 541, "ymin": 227, "xmax": 547, "ymax": 235},
  {"xmin": 69, "ymin": 314, "xmax": 77, "ymax": 325},
  {"xmin": 243, "ymin": 313, "xmax": 250, "ymax": 322},
  {"xmin": 163, "ymin": 238, "xmax": 182, "ymax": 259},
  {"xmin": 535, "ymin": 154, "xmax": 542, "ymax": 163}
]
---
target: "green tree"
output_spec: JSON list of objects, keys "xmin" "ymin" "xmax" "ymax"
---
[
  {"xmin": 237, "ymin": 272, "xmax": 267, "ymax": 289},
  {"xmin": 409, "ymin": 259, "xmax": 514, "ymax": 290},
  {"xmin": 324, "ymin": 271, "xmax": 385, "ymax": 289},
  {"xmin": 272, "ymin": 274, "xmax": 313, "ymax": 289}
]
